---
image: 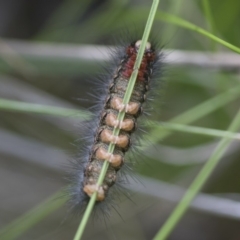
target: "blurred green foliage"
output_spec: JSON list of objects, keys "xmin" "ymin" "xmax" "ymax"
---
[{"xmin": 0, "ymin": 0, "xmax": 240, "ymax": 240}]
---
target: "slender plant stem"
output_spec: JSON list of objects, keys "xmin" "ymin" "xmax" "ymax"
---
[
  {"xmin": 156, "ymin": 12, "xmax": 240, "ymax": 54},
  {"xmin": 156, "ymin": 122, "xmax": 240, "ymax": 140},
  {"xmin": 202, "ymin": 0, "xmax": 215, "ymax": 35},
  {"xmin": 0, "ymin": 98, "xmax": 87, "ymax": 117},
  {"xmin": 2, "ymin": 96, "xmax": 240, "ymax": 140},
  {"xmin": 202, "ymin": 0, "xmax": 216, "ymax": 50},
  {"xmin": 153, "ymin": 108, "xmax": 240, "ymax": 240},
  {"xmin": 73, "ymin": 194, "xmax": 97, "ymax": 240},
  {"xmin": 73, "ymin": 1, "xmax": 160, "ymax": 239}
]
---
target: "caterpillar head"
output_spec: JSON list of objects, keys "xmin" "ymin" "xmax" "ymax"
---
[{"xmin": 135, "ymin": 40, "xmax": 151, "ymax": 52}]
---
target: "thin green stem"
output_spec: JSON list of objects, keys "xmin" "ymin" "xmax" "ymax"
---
[
  {"xmin": 153, "ymin": 108, "xmax": 240, "ymax": 240},
  {"xmin": 73, "ymin": 194, "xmax": 97, "ymax": 240},
  {"xmin": 156, "ymin": 12, "xmax": 240, "ymax": 54},
  {"xmin": 202, "ymin": 0, "xmax": 216, "ymax": 50},
  {"xmin": 2, "ymin": 98, "xmax": 240, "ymax": 140},
  {"xmin": 202, "ymin": 0, "xmax": 214, "ymax": 33},
  {"xmin": 146, "ymin": 85, "xmax": 240, "ymax": 144},
  {"xmin": 0, "ymin": 98, "xmax": 88, "ymax": 118},
  {"xmin": 73, "ymin": 1, "xmax": 160, "ymax": 239},
  {"xmin": 156, "ymin": 122, "xmax": 240, "ymax": 140}
]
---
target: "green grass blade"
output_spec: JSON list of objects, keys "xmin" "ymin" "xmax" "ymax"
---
[
  {"xmin": 157, "ymin": 122, "xmax": 240, "ymax": 140},
  {"xmin": 1, "ymin": 84, "xmax": 240, "ymax": 123},
  {"xmin": 146, "ymin": 84, "xmax": 240, "ymax": 144},
  {"xmin": 201, "ymin": 0, "xmax": 216, "ymax": 50},
  {"xmin": 202, "ymin": 0, "xmax": 214, "ymax": 32},
  {"xmin": 73, "ymin": 1, "xmax": 160, "ymax": 239},
  {"xmin": 156, "ymin": 11, "xmax": 240, "ymax": 54},
  {"xmin": 153, "ymin": 108, "xmax": 240, "ymax": 240},
  {"xmin": 0, "ymin": 98, "xmax": 90, "ymax": 118},
  {"xmin": 1, "ymin": 98, "xmax": 240, "ymax": 140}
]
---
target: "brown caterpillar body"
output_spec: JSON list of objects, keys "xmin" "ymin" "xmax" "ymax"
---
[{"xmin": 82, "ymin": 40, "xmax": 157, "ymax": 201}]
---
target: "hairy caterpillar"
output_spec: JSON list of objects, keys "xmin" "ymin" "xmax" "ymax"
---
[{"xmin": 68, "ymin": 38, "xmax": 163, "ymax": 213}]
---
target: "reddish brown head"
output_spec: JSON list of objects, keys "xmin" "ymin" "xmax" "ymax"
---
[
  {"xmin": 123, "ymin": 40, "xmax": 156, "ymax": 81},
  {"xmin": 126, "ymin": 40, "xmax": 155, "ymax": 61}
]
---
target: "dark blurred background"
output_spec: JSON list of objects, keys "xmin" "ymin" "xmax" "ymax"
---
[{"xmin": 1, "ymin": 0, "xmax": 240, "ymax": 240}]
